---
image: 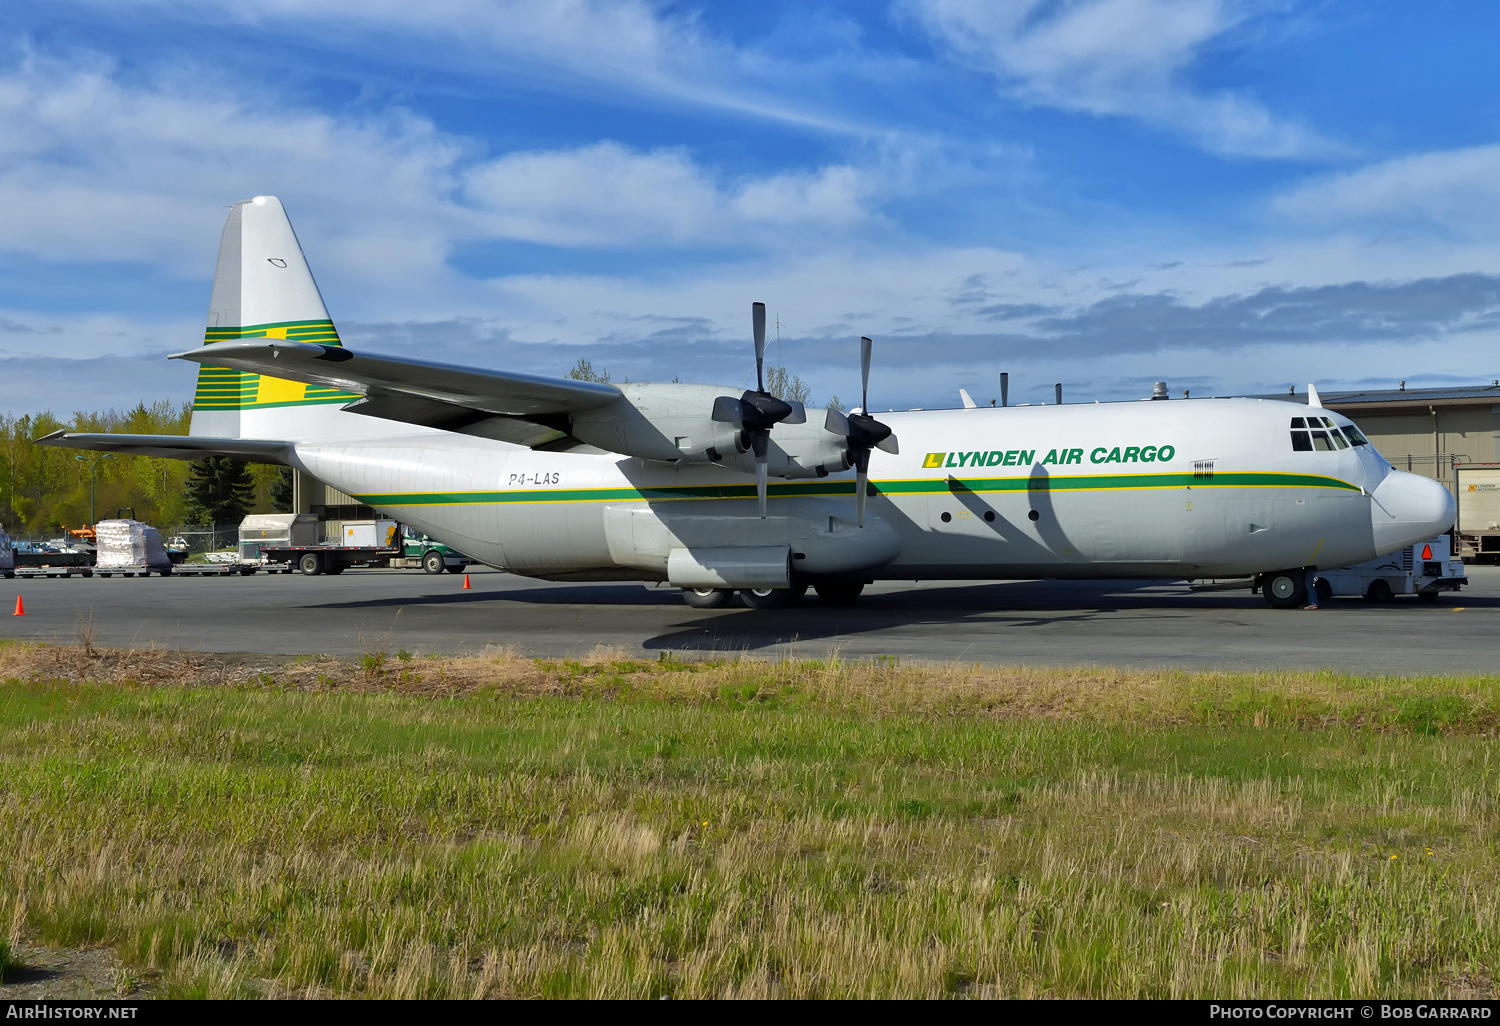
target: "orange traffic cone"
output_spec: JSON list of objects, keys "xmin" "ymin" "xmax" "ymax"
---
[
  {"xmin": 463, "ymin": 574, "xmax": 472, "ymax": 590},
  {"xmin": 12, "ymin": 595, "xmax": 24, "ymax": 616}
]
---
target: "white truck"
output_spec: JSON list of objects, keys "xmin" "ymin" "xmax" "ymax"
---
[
  {"xmin": 1313, "ymin": 536, "xmax": 1468, "ymax": 603},
  {"xmin": 1455, "ymin": 463, "xmax": 1500, "ymax": 562}
]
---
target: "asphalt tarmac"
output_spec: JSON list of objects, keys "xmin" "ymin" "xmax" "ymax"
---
[{"xmin": 5, "ymin": 564, "xmax": 1498, "ymax": 674}]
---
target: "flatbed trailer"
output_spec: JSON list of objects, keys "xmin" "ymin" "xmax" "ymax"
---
[
  {"xmin": 92, "ymin": 565, "xmax": 174, "ymax": 577},
  {"xmin": 165, "ymin": 562, "xmax": 283, "ymax": 577},
  {"xmin": 257, "ymin": 545, "xmax": 399, "ymax": 575},
  {"xmin": 14, "ymin": 565, "xmax": 94, "ymax": 579},
  {"xmin": 14, "ymin": 552, "xmax": 92, "ymax": 572}
]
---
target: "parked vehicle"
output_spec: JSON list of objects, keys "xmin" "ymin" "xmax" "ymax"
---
[
  {"xmin": 1455, "ymin": 463, "xmax": 1500, "ymax": 561},
  {"xmin": 394, "ymin": 528, "xmax": 472, "ymax": 574},
  {"xmin": 1312, "ymin": 536, "xmax": 1467, "ymax": 603}
]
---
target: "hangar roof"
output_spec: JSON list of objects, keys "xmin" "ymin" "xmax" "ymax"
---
[{"xmin": 1250, "ymin": 383, "xmax": 1500, "ymax": 411}]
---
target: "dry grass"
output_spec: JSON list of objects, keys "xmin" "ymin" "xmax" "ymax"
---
[
  {"xmin": 3, "ymin": 639, "xmax": 1495, "ymax": 734},
  {"xmin": 1, "ymin": 640, "xmax": 1498, "ymax": 998}
]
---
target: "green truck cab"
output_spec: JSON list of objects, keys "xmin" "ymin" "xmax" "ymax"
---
[{"xmin": 401, "ymin": 528, "xmax": 472, "ymax": 574}]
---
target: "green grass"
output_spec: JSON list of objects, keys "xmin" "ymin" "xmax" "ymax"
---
[{"xmin": 1, "ymin": 647, "xmax": 1498, "ymax": 998}]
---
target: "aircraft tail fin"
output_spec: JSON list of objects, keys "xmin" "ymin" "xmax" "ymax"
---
[{"xmin": 189, "ymin": 196, "xmax": 361, "ymax": 439}]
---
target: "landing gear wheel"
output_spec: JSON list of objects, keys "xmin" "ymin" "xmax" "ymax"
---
[
  {"xmin": 1263, "ymin": 570, "xmax": 1306, "ymax": 609},
  {"xmin": 1365, "ymin": 579, "xmax": 1394, "ymax": 603},
  {"xmin": 423, "ymin": 550, "xmax": 445, "ymax": 574},
  {"xmin": 682, "ymin": 587, "xmax": 734, "ymax": 609},
  {"xmin": 740, "ymin": 585, "xmax": 807, "ymax": 609},
  {"xmin": 1314, "ymin": 578, "xmax": 1332, "ymax": 605},
  {"xmin": 298, "ymin": 552, "xmax": 324, "ymax": 576},
  {"xmin": 1418, "ymin": 589, "xmax": 1440, "ymax": 603},
  {"xmin": 814, "ymin": 581, "xmax": 866, "ymax": 605}
]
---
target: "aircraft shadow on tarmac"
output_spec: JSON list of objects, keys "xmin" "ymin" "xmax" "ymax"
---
[
  {"xmin": 639, "ymin": 584, "xmax": 1492, "ymax": 653},
  {"xmin": 302, "ymin": 576, "xmax": 1492, "ymax": 653}
]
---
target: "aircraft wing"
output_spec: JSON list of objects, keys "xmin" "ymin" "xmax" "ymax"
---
[
  {"xmin": 36, "ymin": 431, "xmax": 292, "ymax": 464},
  {"xmin": 171, "ymin": 340, "xmax": 621, "ymax": 417}
]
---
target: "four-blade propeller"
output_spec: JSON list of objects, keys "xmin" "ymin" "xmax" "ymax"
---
[
  {"xmin": 711, "ymin": 302, "xmax": 805, "ymax": 517},
  {"xmin": 713, "ymin": 305, "xmax": 894, "ymax": 525},
  {"xmin": 824, "ymin": 336, "xmax": 898, "ymax": 527}
]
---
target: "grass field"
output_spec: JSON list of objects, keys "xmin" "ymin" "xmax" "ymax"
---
[{"xmin": 1, "ymin": 640, "xmax": 1497, "ymax": 998}]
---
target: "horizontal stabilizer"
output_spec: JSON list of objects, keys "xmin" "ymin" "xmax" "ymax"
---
[
  {"xmin": 36, "ymin": 431, "xmax": 292, "ymax": 464},
  {"xmin": 173, "ymin": 340, "xmax": 621, "ymax": 418}
]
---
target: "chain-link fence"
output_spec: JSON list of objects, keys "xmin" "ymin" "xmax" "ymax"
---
[{"xmin": 7, "ymin": 523, "xmax": 241, "ymax": 555}]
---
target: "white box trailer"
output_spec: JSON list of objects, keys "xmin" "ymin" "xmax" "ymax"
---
[
  {"xmin": 1314, "ymin": 536, "xmax": 1467, "ymax": 603},
  {"xmin": 341, "ymin": 520, "xmax": 398, "ymax": 548},
  {"xmin": 1455, "ymin": 463, "xmax": 1500, "ymax": 560},
  {"xmin": 238, "ymin": 513, "xmax": 320, "ymax": 562}
]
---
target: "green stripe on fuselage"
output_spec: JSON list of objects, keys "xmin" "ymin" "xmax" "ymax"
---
[{"xmin": 355, "ymin": 470, "xmax": 1359, "ymax": 507}]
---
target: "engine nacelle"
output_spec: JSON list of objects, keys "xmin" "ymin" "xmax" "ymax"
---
[{"xmin": 569, "ymin": 382, "xmax": 849, "ymax": 477}]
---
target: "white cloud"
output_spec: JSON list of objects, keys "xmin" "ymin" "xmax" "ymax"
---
[
  {"xmin": 0, "ymin": 55, "xmax": 465, "ymax": 280},
  {"xmin": 1273, "ymin": 144, "xmax": 1500, "ymax": 235},
  {"xmin": 906, "ymin": 0, "xmax": 1330, "ymax": 158},
  {"xmin": 0, "ymin": 56, "xmax": 877, "ymax": 315},
  {"xmin": 463, "ymin": 143, "xmax": 870, "ymax": 247}
]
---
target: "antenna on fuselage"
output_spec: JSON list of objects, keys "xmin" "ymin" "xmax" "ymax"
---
[{"xmin": 1001, "ymin": 373, "xmax": 1009, "ymax": 407}]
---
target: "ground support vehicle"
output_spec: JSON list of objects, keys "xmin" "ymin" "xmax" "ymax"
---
[
  {"xmin": 1455, "ymin": 464, "xmax": 1500, "ymax": 561},
  {"xmin": 1311, "ymin": 536, "xmax": 1467, "ymax": 603}
]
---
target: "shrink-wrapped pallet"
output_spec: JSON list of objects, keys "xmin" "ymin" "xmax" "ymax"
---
[
  {"xmin": 95, "ymin": 519, "xmax": 171, "ymax": 569},
  {"xmin": 0, "ymin": 526, "xmax": 12, "ymax": 572}
]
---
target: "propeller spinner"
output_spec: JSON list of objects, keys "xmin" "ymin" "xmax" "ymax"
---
[
  {"xmin": 710, "ymin": 302, "xmax": 805, "ymax": 517},
  {"xmin": 824, "ymin": 336, "xmax": 898, "ymax": 527}
]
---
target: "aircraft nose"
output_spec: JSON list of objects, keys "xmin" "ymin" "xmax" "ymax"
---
[{"xmin": 1369, "ymin": 470, "xmax": 1455, "ymax": 553}]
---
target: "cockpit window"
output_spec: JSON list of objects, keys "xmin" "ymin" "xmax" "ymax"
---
[{"xmin": 1291, "ymin": 414, "xmax": 1368, "ymax": 452}]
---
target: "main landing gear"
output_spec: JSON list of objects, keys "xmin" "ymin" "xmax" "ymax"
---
[
  {"xmin": 679, "ymin": 580, "xmax": 867, "ymax": 609},
  {"xmin": 1261, "ymin": 569, "xmax": 1306, "ymax": 609},
  {"xmin": 1260, "ymin": 569, "xmax": 1331, "ymax": 609}
]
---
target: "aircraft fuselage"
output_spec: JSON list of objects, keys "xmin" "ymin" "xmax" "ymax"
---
[{"xmin": 285, "ymin": 396, "xmax": 1451, "ymax": 584}]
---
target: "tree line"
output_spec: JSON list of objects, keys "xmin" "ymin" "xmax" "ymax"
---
[{"xmin": 0, "ymin": 402, "xmax": 287, "ymax": 535}]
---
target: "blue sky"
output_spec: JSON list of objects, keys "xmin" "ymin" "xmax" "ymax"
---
[{"xmin": 3, "ymin": 0, "xmax": 1500, "ymax": 413}]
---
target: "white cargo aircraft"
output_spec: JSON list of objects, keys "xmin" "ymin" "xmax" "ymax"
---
[{"xmin": 43, "ymin": 197, "xmax": 1455, "ymax": 609}]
